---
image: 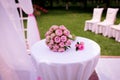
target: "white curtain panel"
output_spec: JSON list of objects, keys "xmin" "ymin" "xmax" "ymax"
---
[
  {"xmin": 0, "ymin": 0, "xmax": 38, "ymax": 80},
  {"xmin": 0, "ymin": 0, "xmax": 25, "ymax": 42},
  {"xmin": 19, "ymin": 0, "xmax": 40, "ymax": 48}
]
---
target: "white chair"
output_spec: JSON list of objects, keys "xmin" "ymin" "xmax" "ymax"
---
[
  {"xmin": 84, "ymin": 8, "xmax": 104, "ymax": 32},
  {"xmin": 108, "ymin": 24, "xmax": 120, "ymax": 42},
  {"xmin": 94, "ymin": 8, "xmax": 119, "ymax": 36},
  {"xmin": 16, "ymin": 3, "xmax": 41, "ymax": 52}
]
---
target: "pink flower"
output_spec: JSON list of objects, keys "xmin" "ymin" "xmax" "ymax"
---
[
  {"xmin": 54, "ymin": 36, "xmax": 61, "ymax": 43},
  {"xmin": 61, "ymin": 36, "xmax": 67, "ymax": 42},
  {"xmin": 59, "ymin": 25, "xmax": 66, "ymax": 30},
  {"xmin": 45, "ymin": 31, "xmax": 50, "ymax": 36},
  {"xmin": 49, "ymin": 28, "xmax": 54, "ymax": 32},
  {"xmin": 65, "ymin": 39, "xmax": 71, "ymax": 46},
  {"xmin": 78, "ymin": 45, "xmax": 84, "ymax": 50},
  {"xmin": 75, "ymin": 42, "xmax": 84, "ymax": 51},
  {"xmin": 52, "ymin": 48, "xmax": 58, "ymax": 52},
  {"xmin": 47, "ymin": 43, "xmax": 53, "ymax": 49},
  {"xmin": 59, "ymin": 42, "xmax": 65, "ymax": 47},
  {"xmin": 58, "ymin": 47, "xmax": 65, "ymax": 52},
  {"xmin": 55, "ymin": 29, "xmax": 63, "ymax": 36},
  {"xmin": 50, "ymin": 33, "xmax": 56, "ymax": 39},
  {"xmin": 53, "ymin": 44, "xmax": 59, "ymax": 50},
  {"xmin": 49, "ymin": 40, "xmax": 54, "ymax": 45},
  {"xmin": 46, "ymin": 36, "xmax": 51, "ymax": 42},
  {"xmin": 52, "ymin": 49, "xmax": 57, "ymax": 52},
  {"xmin": 50, "ymin": 25, "xmax": 59, "ymax": 30},
  {"xmin": 63, "ymin": 30, "xmax": 70, "ymax": 36}
]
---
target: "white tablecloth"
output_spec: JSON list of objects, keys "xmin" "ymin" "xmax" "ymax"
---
[{"xmin": 31, "ymin": 37, "xmax": 100, "ymax": 80}]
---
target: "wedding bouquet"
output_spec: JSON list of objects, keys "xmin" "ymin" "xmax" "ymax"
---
[{"xmin": 45, "ymin": 25, "xmax": 73, "ymax": 52}]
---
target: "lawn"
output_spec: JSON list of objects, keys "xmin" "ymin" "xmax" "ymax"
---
[{"xmin": 35, "ymin": 8, "xmax": 120, "ymax": 56}]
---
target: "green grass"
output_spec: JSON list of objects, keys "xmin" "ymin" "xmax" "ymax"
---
[{"xmin": 35, "ymin": 8, "xmax": 120, "ymax": 56}]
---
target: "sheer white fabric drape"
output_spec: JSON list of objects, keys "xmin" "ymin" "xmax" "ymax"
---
[
  {"xmin": 18, "ymin": 0, "xmax": 33, "ymax": 13},
  {"xmin": 27, "ymin": 14, "xmax": 40, "ymax": 47},
  {"xmin": 0, "ymin": 0, "xmax": 38, "ymax": 80},
  {"xmin": 0, "ymin": 0, "xmax": 25, "ymax": 42},
  {"xmin": 18, "ymin": 0, "xmax": 40, "ymax": 48}
]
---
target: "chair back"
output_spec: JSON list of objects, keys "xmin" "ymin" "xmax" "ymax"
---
[
  {"xmin": 92, "ymin": 8, "xmax": 104, "ymax": 22},
  {"xmin": 16, "ymin": 3, "xmax": 29, "ymax": 43},
  {"xmin": 105, "ymin": 8, "xmax": 119, "ymax": 24},
  {"xmin": 16, "ymin": 3, "xmax": 40, "ymax": 49}
]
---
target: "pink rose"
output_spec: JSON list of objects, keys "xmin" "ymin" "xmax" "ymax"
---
[
  {"xmin": 55, "ymin": 29, "xmax": 63, "ymax": 36},
  {"xmin": 59, "ymin": 25, "xmax": 66, "ymax": 30},
  {"xmin": 47, "ymin": 43, "xmax": 53, "ymax": 49},
  {"xmin": 58, "ymin": 47, "xmax": 65, "ymax": 52},
  {"xmin": 50, "ymin": 25, "xmax": 59, "ymax": 30},
  {"xmin": 54, "ymin": 36, "xmax": 61, "ymax": 43},
  {"xmin": 78, "ymin": 45, "xmax": 84, "ymax": 50},
  {"xmin": 61, "ymin": 36, "xmax": 67, "ymax": 42},
  {"xmin": 49, "ymin": 40, "xmax": 54, "ymax": 45},
  {"xmin": 45, "ymin": 31, "xmax": 50, "ymax": 36},
  {"xmin": 63, "ymin": 30, "xmax": 70, "ymax": 36},
  {"xmin": 49, "ymin": 28, "xmax": 54, "ymax": 32},
  {"xmin": 46, "ymin": 36, "xmax": 51, "ymax": 42},
  {"xmin": 65, "ymin": 39, "xmax": 71, "ymax": 46},
  {"xmin": 50, "ymin": 33, "xmax": 56, "ymax": 39},
  {"xmin": 75, "ymin": 42, "xmax": 84, "ymax": 51},
  {"xmin": 49, "ymin": 31, "xmax": 53, "ymax": 35},
  {"xmin": 53, "ymin": 44, "xmax": 59, "ymax": 50},
  {"xmin": 52, "ymin": 48, "xmax": 58, "ymax": 52},
  {"xmin": 59, "ymin": 42, "xmax": 65, "ymax": 47}
]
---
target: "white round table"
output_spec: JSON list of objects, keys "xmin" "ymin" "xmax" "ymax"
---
[{"xmin": 31, "ymin": 37, "xmax": 100, "ymax": 80}]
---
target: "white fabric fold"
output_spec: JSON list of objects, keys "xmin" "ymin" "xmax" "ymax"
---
[
  {"xmin": 27, "ymin": 14, "xmax": 40, "ymax": 47},
  {"xmin": 0, "ymin": 0, "xmax": 39, "ymax": 80},
  {"xmin": 18, "ymin": 0, "xmax": 33, "ymax": 14}
]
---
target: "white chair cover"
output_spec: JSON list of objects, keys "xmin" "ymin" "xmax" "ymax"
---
[
  {"xmin": 19, "ymin": 0, "xmax": 40, "ymax": 48},
  {"xmin": 108, "ymin": 24, "xmax": 120, "ymax": 42},
  {"xmin": 84, "ymin": 8, "xmax": 103, "ymax": 32},
  {"xmin": 18, "ymin": 0, "xmax": 33, "ymax": 13},
  {"xmin": 0, "ymin": 0, "xmax": 39, "ymax": 80},
  {"xmin": 95, "ymin": 8, "xmax": 119, "ymax": 36}
]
